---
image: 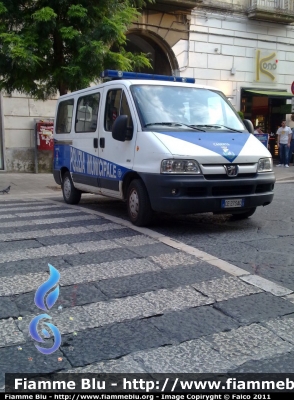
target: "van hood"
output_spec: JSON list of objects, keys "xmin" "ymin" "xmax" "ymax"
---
[{"xmin": 152, "ymin": 131, "xmax": 270, "ymax": 163}]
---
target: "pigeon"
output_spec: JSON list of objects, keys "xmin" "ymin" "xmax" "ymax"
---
[{"xmin": 0, "ymin": 185, "xmax": 10, "ymax": 194}]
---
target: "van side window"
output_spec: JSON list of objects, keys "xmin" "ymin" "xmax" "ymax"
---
[
  {"xmin": 121, "ymin": 91, "xmax": 133, "ymax": 130},
  {"xmin": 75, "ymin": 93, "xmax": 100, "ymax": 133},
  {"xmin": 56, "ymin": 99, "xmax": 74, "ymax": 134},
  {"xmin": 105, "ymin": 90, "xmax": 121, "ymax": 131},
  {"xmin": 104, "ymin": 90, "xmax": 133, "ymax": 131}
]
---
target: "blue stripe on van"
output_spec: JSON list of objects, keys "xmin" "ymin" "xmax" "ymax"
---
[
  {"xmin": 159, "ymin": 131, "xmax": 251, "ymax": 162},
  {"xmin": 54, "ymin": 144, "xmax": 131, "ymax": 181}
]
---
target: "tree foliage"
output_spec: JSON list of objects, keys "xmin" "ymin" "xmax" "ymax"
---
[{"xmin": 0, "ymin": 0, "xmax": 153, "ymax": 98}]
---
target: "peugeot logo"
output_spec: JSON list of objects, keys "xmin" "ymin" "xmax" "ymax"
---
[{"xmin": 224, "ymin": 164, "xmax": 239, "ymax": 177}]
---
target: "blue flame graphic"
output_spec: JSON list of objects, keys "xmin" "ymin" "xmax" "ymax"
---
[
  {"xmin": 35, "ymin": 264, "xmax": 60, "ymax": 311},
  {"xmin": 29, "ymin": 314, "xmax": 61, "ymax": 355},
  {"xmin": 29, "ymin": 264, "xmax": 62, "ymax": 355}
]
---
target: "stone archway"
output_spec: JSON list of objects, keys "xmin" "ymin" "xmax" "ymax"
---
[{"xmin": 125, "ymin": 29, "xmax": 179, "ymax": 76}]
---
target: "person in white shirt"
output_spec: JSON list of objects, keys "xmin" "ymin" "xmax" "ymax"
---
[
  {"xmin": 288, "ymin": 114, "xmax": 294, "ymax": 165},
  {"xmin": 254, "ymin": 126, "xmax": 263, "ymax": 134},
  {"xmin": 276, "ymin": 120, "xmax": 292, "ymax": 167}
]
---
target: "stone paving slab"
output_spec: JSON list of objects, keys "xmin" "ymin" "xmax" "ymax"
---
[
  {"xmin": 63, "ymin": 356, "xmax": 147, "ymax": 373},
  {"xmin": 202, "ymin": 324, "xmax": 293, "ymax": 366},
  {"xmin": 214, "ymin": 292, "xmax": 294, "ymax": 324},
  {"xmin": 0, "ymin": 239, "xmax": 42, "ymax": 253},
  {"xmin": 149, "ymin": 252, "xmax": 201, "ymax": 268},
  {"xmin": 0, "ymin": 342, "xmax": 71, "ymax": 387},
  {"xmin": 37, "ymin": 232, "xmax": 106, "ymax": 246},
  {"xmin": 132, "ymin": 339, "xmax": 237, "ymax": 373},
  {"xmin": 96, "ymin": 269, "xmax": 175, "ymax": 298},
  {"xmin": 60, "ymin": 320, "xmax": 172, "ymax": 367},
  {"xmin": 158, "ymin": 262, "xmax": 229, "ymax": 286},
  {"xmin": 0, "ymin": 297, "xmax": 20, "ymax": 319},
  {"xmin": 0, "ymin": 204, "xmax": 64, "ymax": 213},
  {"xmin": 0, "ymin": 214, "xmax": 98, "ymax": 230},
  {"xmin": 140, "ymin": 286, "xmax": 214, "ymax": 314},
  {"xmin": 70, "ymin": 239, "xmax": 121, "ymax": 253},
  {"xmin": 0, "ymin": 272, "xmax": 48, "ymax": 296},
  {"xmin": 59, "ymin": 258, "xmax": 161, "ymax": 286},
  {"xmin": 96, "ymin": 228, "xmax": 142, "ymax": 240},
  {"xmin": 192, "ymin": 276, "xmax": 263, "ymax": 302},
  {"xmin": 13, "ymin": 282, "xmax": 107, "ymax": 315},
  {"xmin": 0, "ymin": 218, "xmax": 106, "ymax": 236},
  {"xmin": 0, "ymin": 243, "xmax": 77, "ymax": 264},
  {"xmin": 0, "ymin": 257, "xmax": 71, "ymax": 278},
  {"xmin": 84, "ymin": 286, "xmax": 214, "ymax": 326},
  {"xmin": 13, "ymin": 209, "xmax": 77, "ymax": 218},
  {"xmin": 0, "ymin": 226, "xmax": 91, "ymax": 242},
  {"xmin": 16, "ymin": 307, "xmax": 98, "ymax": 337},
  {"xmin": 0, "ymin": 319, "xmax": 26, "ymax": 347},
  {"xmin": 148, "ymin": 306, "xmax": 240, "ymax": 343},
  {"xmin": 125, "ymin": 243, "xmax": 180, "ymax": 258},
  {"xmin": 263, "ymin": 315, "xmax": 294, "ymax": 345},
  {"xmin": 62, "ymin": 247, "xmax": 142, "ymax": 266},
  {"xmin": 229, "ymin": 351, "xmax": 294, "ymax": 373}
]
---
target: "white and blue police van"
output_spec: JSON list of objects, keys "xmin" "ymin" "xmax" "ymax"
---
[{"xmin": 53, "ymin": 70, "xmax": 275, "ymax": 226}]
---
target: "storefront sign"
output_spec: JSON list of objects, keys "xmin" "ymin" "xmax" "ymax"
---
[
  {"xmin": 255, "ymin": 50, "xmax": 278, "ymax": 83},
  {"xmin": 254, "ymin": 133, "xmax": 269, "ymax": 148}
]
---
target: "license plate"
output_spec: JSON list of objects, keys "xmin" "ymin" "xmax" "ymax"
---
[{"xmin": 221, "ymin": 199, "xmax": 244, "ymax": 208}]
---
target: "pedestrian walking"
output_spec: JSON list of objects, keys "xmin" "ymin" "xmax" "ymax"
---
[
  {"xmin": 288, "ymin": 114, "xmax": 294, "ymax": 166},
  {"xmin": 276, "ymin": 120, "xmax": 291, "ymax": 167}
]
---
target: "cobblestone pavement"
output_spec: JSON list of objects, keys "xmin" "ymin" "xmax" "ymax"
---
[{"xmin": 0, "ymin": 170, "xmax": 294, "ymax": 388}]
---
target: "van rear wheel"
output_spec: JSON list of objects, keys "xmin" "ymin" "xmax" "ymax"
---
[
  {"xmin": 127, "ymin": 179, "xmax": 153, "ymax": 226},
  {"xmin": 62, "ymin": 172, "xmax": 81, "ymax": 204},
  {"xmin": 231, "ymin": 207, "xmax": 256, "ymax": 219}
]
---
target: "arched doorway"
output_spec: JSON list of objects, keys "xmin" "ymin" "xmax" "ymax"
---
[{"xmin": 125, "ymin": 30, "xmax": 179, "ymax": 76}]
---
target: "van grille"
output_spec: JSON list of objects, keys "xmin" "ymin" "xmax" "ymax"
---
[
  {"xmin": 185, "ymin": 187, "xmax": 207, "ymax": 197},
  {"xmin": 212, "ymin": 186, "xmax": 253, "ymax": 196},
  {"xmin": 204, "ymin": 173, "xmax": 256, "ymax": 180}
]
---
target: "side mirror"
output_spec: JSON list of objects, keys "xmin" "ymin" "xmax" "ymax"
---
[
  {"xmin": 112, "ymin": 115, "xmax": 133, "ymax": 141},
  {"xmin": 112, "ymin": 115, "xmax": 128, "ymax": 142},
  {"xmin": 243, "ymin": 119, "xmax": 254, "ymax": 134}
]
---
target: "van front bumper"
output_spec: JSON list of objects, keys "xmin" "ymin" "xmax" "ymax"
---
[{"xmin": 140, "ymin": 172, "xmax": 275, "ymax": 214}]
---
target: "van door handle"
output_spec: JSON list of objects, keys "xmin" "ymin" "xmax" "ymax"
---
[
  {"xmin": 100, "ymin": 138, "xmax": 105, "ymax": 148},
  {"xmin": 93, "ymin": 138, "xmax": 98, "ymax": 148}
]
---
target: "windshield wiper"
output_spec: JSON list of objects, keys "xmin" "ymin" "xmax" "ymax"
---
[
  {"xmin": 193, "ymin": 124, "xmax": 243, "ymax": 133},
  {"xmin": 144, "ymin": 122, "xmax": 206, "ymax": 131}
]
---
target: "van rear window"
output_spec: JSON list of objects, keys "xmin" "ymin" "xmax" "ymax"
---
[
  {"xmin": 56, "ymin": 99, "xmax": 74, "ymax": 134},
  {"xmin": 75, "ymin": 93, "xmax": 100, "ymax": 133}
]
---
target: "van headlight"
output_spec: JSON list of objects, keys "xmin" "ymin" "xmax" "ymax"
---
[
  {"xmin": 257, "ymin": 158, "xmax": 273, "ymax": 172},
  {"xmin": 161, "ymin": 159, "xmax": 201, "ymax": 174}
]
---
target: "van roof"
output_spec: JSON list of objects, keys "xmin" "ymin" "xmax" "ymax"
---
[{"xmin": 58, "ymin": 79, "xmax": 220, "ymax": 100}]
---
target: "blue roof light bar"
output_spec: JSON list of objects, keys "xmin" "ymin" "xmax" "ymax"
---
[{"xmin": 101, "ymin": 70, "xmax": 195, "ymax": 84}]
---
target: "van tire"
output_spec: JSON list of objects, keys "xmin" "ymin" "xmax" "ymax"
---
[
  {"xmin": 231, "ymin": 207, "xmax": 256, "ymax": 219},
  {"xmin": 62, "ymin": 172, "xmax": 81, "ymax": 204},
  {"xmin": 127, "ymin": 179, "xmax": 153, "ymax": 226}
]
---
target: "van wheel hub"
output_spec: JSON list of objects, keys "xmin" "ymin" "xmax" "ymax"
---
[
  {"xmin": 63, "ymin": 177, "xmax": 71, "ymax": 199},
  {"xmin": 129, "ymin": 189, "xmax": 139, "ymax": 218}
]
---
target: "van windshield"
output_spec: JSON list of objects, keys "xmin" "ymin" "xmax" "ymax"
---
[{"xmin": 131, "ymin": 85, "xmax": 245, "ymax": 132}]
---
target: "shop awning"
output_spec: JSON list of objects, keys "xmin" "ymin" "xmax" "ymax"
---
[{"xmin": 244, "ymin": 90, "xmax": 293, "ymax": 98}]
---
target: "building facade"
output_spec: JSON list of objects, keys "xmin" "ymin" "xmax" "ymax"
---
[{"xmin": 1, "ymin": 0, "xmax": 294, "ymax": 171}]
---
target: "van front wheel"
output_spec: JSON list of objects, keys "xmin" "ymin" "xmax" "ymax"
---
[
  {"xmin": 127, "ymin": 179, "xmax": 153, "ymax": 226},
  {"xmin": 62, "ymin": 172, "xmax": 81, "ymax": 204}
]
